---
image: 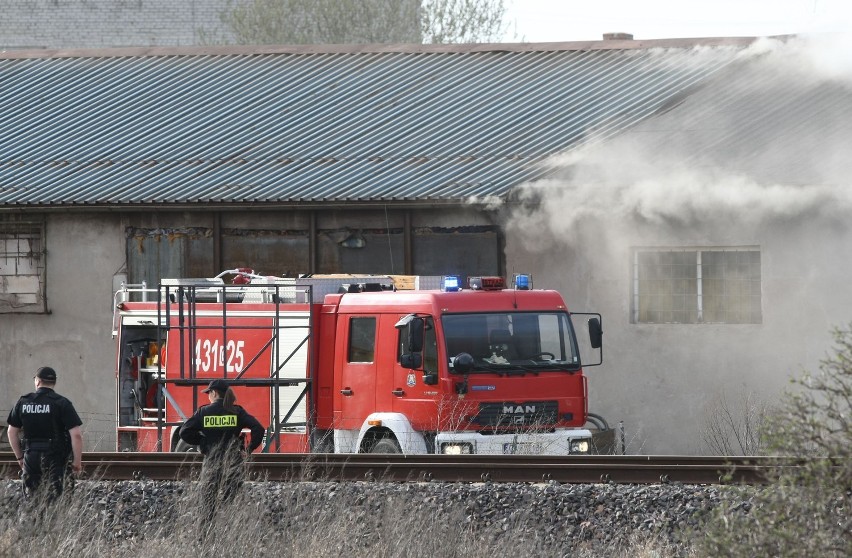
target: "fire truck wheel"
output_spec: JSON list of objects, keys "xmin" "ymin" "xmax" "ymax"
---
[{"xmin": 369, "ymin": 437, "xmax": 402, "ymax": 454}]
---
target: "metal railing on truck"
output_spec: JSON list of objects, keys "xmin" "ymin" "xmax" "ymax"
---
[
  {"xmin": 164, "ymin": 279, "xmax": 314, "ymax": 453},
  {"xmin": 115, "ymin": 276, "xmax": 316, "ymax": 453}
]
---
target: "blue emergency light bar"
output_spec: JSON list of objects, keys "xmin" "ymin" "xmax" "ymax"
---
[
  {"xmin": 442, "ymin": 275, "xmax": 462, "ymax": 292},
  {"xmin": 514, "ymin": 274, "xmax": 532, "ymax": 290}
]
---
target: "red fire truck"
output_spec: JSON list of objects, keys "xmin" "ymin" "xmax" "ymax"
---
[{"xmin": 112, "ymin": 269, "xmax": 612, "ymax": 455}]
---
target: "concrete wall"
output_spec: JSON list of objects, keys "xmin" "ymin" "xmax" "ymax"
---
[
  {"xmin": 0, "ymin": 0, "xmax": 421, "ymax": 49},
  {"xmin": 504, "ymin": 211, "xmax": 852, "ymax": 454},
  {"xmin": 0, "ymin": 206, "xmax": 497, "ymax": 450},
  {"xmin": 0, "ymin": 0, "xmax": 238, "ymax": 49},
  {"xmin": 6, "ymin": 204, "xmax": 847, "ymax": 455},
  {"xmin": 1, "ymin": 213, "xmax": 125, "ymax": 449},
  {"xmin": 6, "ymin": 199, "xmax": 847, "ymax": 455}
]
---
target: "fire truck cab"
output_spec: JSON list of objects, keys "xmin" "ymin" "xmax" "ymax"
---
[{"xmin": 113, "ymin": 270, "xmax": 609, "ymax": 455}]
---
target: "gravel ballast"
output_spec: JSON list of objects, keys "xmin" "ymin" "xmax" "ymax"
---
[{"xmin": 0, "ymin": 479, "xmax": 755, "ymax": 556}]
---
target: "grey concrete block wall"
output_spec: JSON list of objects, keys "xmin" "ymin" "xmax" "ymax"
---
[
  {"xmin": 0, "ymin": 0, "xmax": 238, "ymax": 49},
  {"xmin": 0, "ymin": 0, "xmax": 421, "ymax": 50}
]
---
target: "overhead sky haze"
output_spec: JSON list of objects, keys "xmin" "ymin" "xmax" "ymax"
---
[{"xmin": 503, "ymin": 0, "xmax": 852, "ymax": 42}]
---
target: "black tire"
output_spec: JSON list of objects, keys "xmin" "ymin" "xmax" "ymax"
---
[{"xmin": 369, "ymin": 437, "xmax": 402, "ymax": 454}]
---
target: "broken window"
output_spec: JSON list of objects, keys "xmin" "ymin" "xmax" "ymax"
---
[{"xmin": 0, "ymin": 218, "xmax": 47, "ymax": 313}]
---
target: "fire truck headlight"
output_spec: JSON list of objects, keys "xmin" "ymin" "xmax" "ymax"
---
[
  {"xmin": 569, "ymin": 439, "xmax": 591, "ymax": 454},
  {"xmin": 441, "ymin": 442, "xmax": 474, "ymax": 455}
]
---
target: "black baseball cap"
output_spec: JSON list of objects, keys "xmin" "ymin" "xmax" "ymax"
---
[
  {"xmin": 36, "ymin": 367, "xmax": 57, "ymax": 382},
  {"xmin": 202, "ymin": 379, "xmax": 229, "ymax": 394}
]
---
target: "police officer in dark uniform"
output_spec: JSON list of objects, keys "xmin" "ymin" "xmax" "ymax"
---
[
  {"xmin": 6, "ymin": 366, "xmax": 84, "ymax": 501},
  {"xmin": 179, "ymin": 379, "xmax": 264, "ymax": 521}
]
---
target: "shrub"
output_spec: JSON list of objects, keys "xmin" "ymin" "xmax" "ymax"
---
[{"xmin": 696, "ymin": 325, "xmax": 852, "ymax": 557}]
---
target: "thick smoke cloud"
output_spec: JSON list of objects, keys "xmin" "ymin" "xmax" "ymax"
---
[
  {"xmin": 489, "ymin": 33, "xmax": 852, "ymax": 453},
  {"xmin": 501, "ymin": 34, "xmax": 852, "ymax": 248}
]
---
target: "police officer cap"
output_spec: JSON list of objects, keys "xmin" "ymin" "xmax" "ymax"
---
[
  {"xmin": 202, "ymin": 379, "xmax": 229, "ymax": 394},
  {"xmin": 36, "ymin": 367, "xmax": 57, "ymax": 381}
]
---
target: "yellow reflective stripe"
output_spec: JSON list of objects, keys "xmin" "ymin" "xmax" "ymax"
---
[{"xmin": 203, "ymin": 415, "xmax": 237, "ymax": 428}]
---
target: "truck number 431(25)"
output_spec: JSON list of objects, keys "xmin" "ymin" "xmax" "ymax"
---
[{"xmin": 195, "ymin": 339, "xmax": 246, "ymax": 373}]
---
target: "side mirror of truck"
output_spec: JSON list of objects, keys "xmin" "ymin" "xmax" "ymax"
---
[
  {"xmin": 394, "ymin": 313, "xmax": 424, "ymax": 353},
  {"xmin": 408, "ymin": 317, "xmax": 424, "ymax": 353},
  {"xmin": 588, "ymin": 317, "xmax": 602, "ymax": 349},
  {"xmin": 400, "ymin": 352, "xmax": 423, "ymax": 369},
  {"xmin": 452, "ymin": 352, "xmax": 474, "ymax": 374}
]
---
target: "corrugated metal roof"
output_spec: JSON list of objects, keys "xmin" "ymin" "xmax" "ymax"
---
[{"xmin": 0, "ymin": 40, "xmax": 754, "ymax": 208}]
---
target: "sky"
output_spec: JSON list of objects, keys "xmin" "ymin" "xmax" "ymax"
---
[{"xmin": 502, "ymin": 0, "xmax": 852, "ymax": 42}]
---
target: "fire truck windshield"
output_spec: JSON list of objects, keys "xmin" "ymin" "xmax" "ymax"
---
[{"xmin": 442, "ymin": 312, "xmax": 580, "ymax": 372}]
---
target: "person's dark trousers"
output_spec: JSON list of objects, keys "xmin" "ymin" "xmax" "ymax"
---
[{"xmin": 22, "ymin": 448, "xmax": 68, "ymax": 502}]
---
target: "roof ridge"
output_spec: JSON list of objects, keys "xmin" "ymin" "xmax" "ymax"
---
[{"xmin": 0, "ymin": 36, "xmax": 770, "ymax": 61}]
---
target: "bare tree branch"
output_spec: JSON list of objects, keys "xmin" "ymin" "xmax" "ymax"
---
[{"xmin": 207, "ymin": 0, "xmax": 510, "ymax": 45}]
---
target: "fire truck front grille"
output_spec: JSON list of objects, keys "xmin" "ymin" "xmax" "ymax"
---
[{"xmin": 473, "ymin": 401, "xmax": 559, "ymax": 427}]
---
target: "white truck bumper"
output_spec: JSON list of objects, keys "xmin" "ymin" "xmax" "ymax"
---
[{"xmin": 435, "ymin": 429, "xmax": 594, "ymax": 455}]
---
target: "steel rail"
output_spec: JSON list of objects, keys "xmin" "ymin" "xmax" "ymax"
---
[{"xmin": 0, "ymin": 452, "xmax": 805, "ymax": 484}]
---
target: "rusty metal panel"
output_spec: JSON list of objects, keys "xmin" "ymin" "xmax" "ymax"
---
[
  {"xmin": 317, "ymin": 231, "xmax": 405, "ymax": 275},
  {"xmin": 413, "ymin": 226, "xmax": 499, "ymax": 278},
  {"xmin": 127, "ymin": 224, "xmax": 499, "ymax": 281},
  {"xmin": 126, "ymin": 227, "xmax": 213, "ymax": 288},
  {"xmin": 221, "ymin": 229, "xmax": 309, "ymax": 277}
]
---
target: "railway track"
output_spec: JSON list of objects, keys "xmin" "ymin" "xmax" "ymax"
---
[{"xmin": 0, "ymin": 452, "xmax": 794, "ymax": 484}]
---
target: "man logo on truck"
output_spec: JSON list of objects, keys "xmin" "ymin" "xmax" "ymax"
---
[{"xmin": 503, "ymin": 405, "xmax": 537, "ymax": 414}]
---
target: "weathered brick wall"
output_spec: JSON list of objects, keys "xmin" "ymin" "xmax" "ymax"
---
[
  {"xmin": 0, "ymin": 0, "xmax": 238, "ymax": 49},
  {"xmin": 0, "ymin": 0, "xmax": 421, "ymax": 50}
]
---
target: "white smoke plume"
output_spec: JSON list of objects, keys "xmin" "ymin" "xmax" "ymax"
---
[
  {"xmin": 504, "ymin": 33, "xmax": 852, "ymax": 250},
  {"xmin": 494, "ymin": 31, "xmax": 852, "ymax": 454}
]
